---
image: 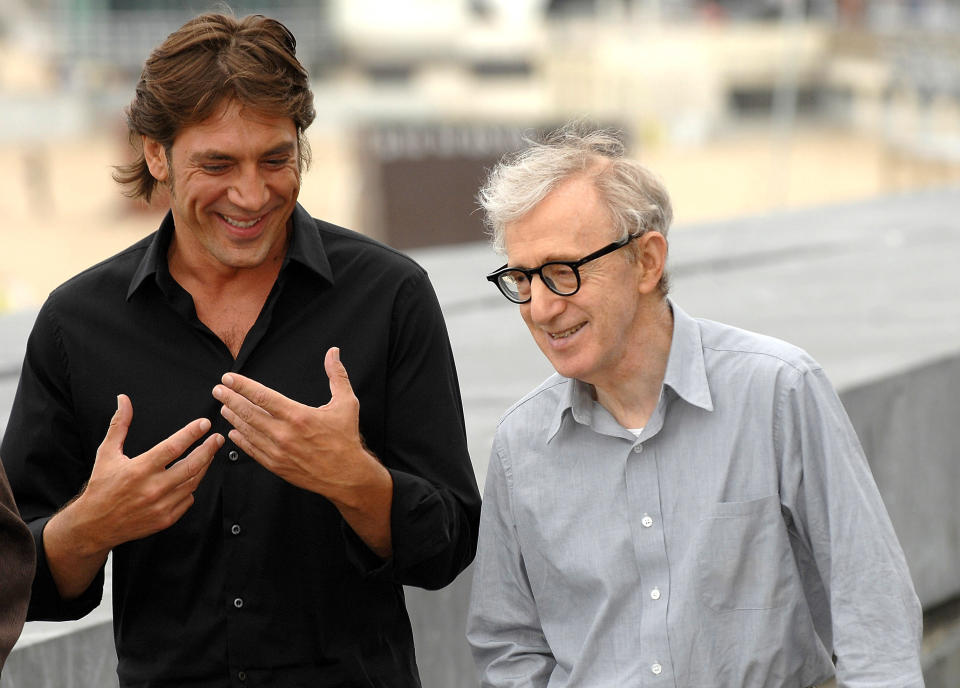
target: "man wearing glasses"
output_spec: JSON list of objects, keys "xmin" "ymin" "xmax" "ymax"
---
[{"xmin": 466, "ymin": 124, "xmax": 923, "ymax": 687}]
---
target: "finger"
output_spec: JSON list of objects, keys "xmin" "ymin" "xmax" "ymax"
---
[
  {"xmin": 219, "ymin": 373, "xmax": 288, "ymax": 417},
  {"xmin": 226, "ymin": 427, "xmax": 271, "ymax": 471},
  {"xmin": 166, "ymin": 433, "xmax": 223, "ymax": 489},
  {"xmin": 168, "ymin": 492, "xmax": 198, "ymax": 523},
  {"xmin": 100, "ymin": 394, "xmax": 133, "ymax": 457},
  {"xmin": 142, "ymin": 417, "xmax": 213, "ymax": 469},
  {"xmin": 324, "ymin": 347, "xmax": 356, "ymax": 403},
  {"xmin": 214, "ymin": 384, "xmax": 275, "ymax": 436}
]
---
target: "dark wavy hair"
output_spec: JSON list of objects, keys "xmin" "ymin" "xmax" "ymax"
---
[{"xmin": 113, "ymin": 13, "xmax": 316, "ymax": 202}]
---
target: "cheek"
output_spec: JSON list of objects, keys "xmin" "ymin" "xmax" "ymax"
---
[
  {"xmin": 274, "ymin": 168, "xmax": 301, "ymax": 193},
  {"xmin": 519, "ymin": 306, "xmax": 535, "ymax": 330}
]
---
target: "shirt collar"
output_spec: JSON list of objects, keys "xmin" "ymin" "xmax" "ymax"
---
[
  {"xmin": 546, "ymin": 297, "xmax": 714, "ymax": 440},
  {"xmin": 127, "ymin": 203, "xmax": 333, "ymax": 300},
  {"xmin": 662, "ymin": 299, "xmax": 714, "ymax": 413}
]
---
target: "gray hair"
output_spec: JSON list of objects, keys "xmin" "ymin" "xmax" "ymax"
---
[{"xmin": 478, "ymin": 123, "xmax": 674, "ymax": 292}]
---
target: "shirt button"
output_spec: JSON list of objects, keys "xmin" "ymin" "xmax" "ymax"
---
[
  {"xmin": 231, "ymin": 524, "xmax": 241, "ymax": 536},
  {"xmin": 651, "ymin": 662, "xmax": 663, "ymax": 675},
  {"xmin": 233, "ymin": 597, "xmax": 244, "ymax": 609},
  {"xmin": 228, "ymin": 450, "xmax": 239, "ymax": 462},
  {"xmin": 237, "ymin": 671, "xmax": 247, "ymax": 682},
  {"xmin": 651, "ymin": 587, "xmax": 661, "ymax": 600},
  {"xmin": 641, "ymin": 514, "xmax": 654, "ymax": 528},
  {"xmin": 632, "ymin": 444, "xmax": 643, "ymax": 454}
]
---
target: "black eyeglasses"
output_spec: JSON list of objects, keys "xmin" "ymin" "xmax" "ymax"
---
[{"xmin": 486, "ymin": 233, "xmax": 641, "ymax": 304}]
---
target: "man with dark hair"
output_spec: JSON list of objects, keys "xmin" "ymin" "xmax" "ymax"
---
[
  {"xmin": 466, "ymin": 124, "xmax": 923, "ymax": 687},
  {"xmin": 2, "ymin": 13, "xmax": 480, "ymax": 687},
  {"xmin": 0, "ymin": 460, "xmax": 33, "ymax": 671}
]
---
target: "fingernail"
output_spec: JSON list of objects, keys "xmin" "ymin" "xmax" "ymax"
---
[
  {"xmin": 222, "ymin": 374, "xmax": 234, "ymax": 386},
  {"xmin": 212, "ymin": 386, "xmax": 223, "ymax": 400},
  {"xmin": 199, "ymin": 418, "xmax": 211, "ymax": 432}
]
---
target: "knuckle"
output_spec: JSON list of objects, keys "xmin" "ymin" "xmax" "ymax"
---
[
  {"xmin": 142, "ymin": 486, "xmax": 163, "ymax": 504},
  {"xmin": 289, "ymin": 409, "xmax": 310, "ymax": 431},
  {"xmin": 235, "ymin": 405, "xmax": 254, "ymax": 425},
  {"xmin": 274, "ymin": 427, "xmax": 294, "ymax": 451},
  {"xmin": 158, "ymin": 510, "xmax": 179, "ymax": 530}
]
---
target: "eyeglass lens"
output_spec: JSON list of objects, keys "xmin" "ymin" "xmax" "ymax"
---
[{"xmin": 499, "ymin": 263, "xmax": 580, "ymax": 302}]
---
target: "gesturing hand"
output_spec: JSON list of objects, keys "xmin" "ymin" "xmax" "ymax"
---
[
  {"xmin": 44, "ymin": 394, "xmax": 223, "ymax": 599},
  {"xmin": 75, "ymin": 394, "xmax": 223, "ymax": 550},
  {"xmin": 213, "ymin": 347, "xmax": 393, "ymax": 557}
]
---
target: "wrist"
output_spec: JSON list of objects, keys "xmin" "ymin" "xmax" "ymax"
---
[
  {"xmin": 48, "ymin": 496, "xmax": 113, "ymax": 559},
  {"xmin": 326, "ymin": 448, "xmax": 392, "ymax": 510}
]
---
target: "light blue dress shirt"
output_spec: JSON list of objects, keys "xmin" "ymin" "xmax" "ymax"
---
[{"xmin": 467, "ymin": 300, "xmax": 923, "ymax": 687}]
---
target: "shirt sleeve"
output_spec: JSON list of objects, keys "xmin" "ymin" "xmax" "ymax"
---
[
  {"xmin": 776, "ymin": 365, "xmax": 924, "ymax": 687},
  {"xmin": 0, "ymin": 304, "xmax": 106, "ymax": 621},
  {"xmin": 466, "ymin": 438, "xmax": 555, "ymax": 688},
  {"xmin": 343, "ymin": 269, "xmax": 481, "ymax": 590},
  {"xmin": 0, "ymin": 459, "xmax": 34, "ymax": 668}
]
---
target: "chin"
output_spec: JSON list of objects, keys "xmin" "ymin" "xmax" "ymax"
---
[{"xmin": 544, "ymin": 356, "xmax": 586, "ymax": 382}]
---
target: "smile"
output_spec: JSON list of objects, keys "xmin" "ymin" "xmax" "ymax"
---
[
  {"xmin": 549, "ymin": 323, "xmax": 585, "ymax": 340},
  {"xmin": 220, "ymin": 214, "xmax": 263, "ymax": 229}
]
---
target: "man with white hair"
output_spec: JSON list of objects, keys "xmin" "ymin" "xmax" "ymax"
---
[{"xmin": 466, "ymin": 124, "xmax": 924, "ymax": 687}]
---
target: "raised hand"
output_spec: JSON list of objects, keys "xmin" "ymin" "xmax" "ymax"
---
[
  {"xmin": 44, "ymin": 394, "xmax": 222, "ymax": 598},
  {"xmin": 213, "ymin": 347, "xmax": 393, "ymax": 557}
]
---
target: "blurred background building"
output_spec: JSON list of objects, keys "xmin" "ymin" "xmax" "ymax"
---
[
  {"xmin": 1, "ymin": 2, "xmax": 959, "ymax": 686},
  {"xmin": 1, "ymin": 0, "xmax": 960, "ymax": 307}
]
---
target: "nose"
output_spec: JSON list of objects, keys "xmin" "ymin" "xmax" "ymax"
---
[
  {"xmin": 526, "ymin": 274, "xmax": 566, "ymax": 324},
  {"xmin": 227, "ymin": 165, "xmax": 270, "ymax": 210}
]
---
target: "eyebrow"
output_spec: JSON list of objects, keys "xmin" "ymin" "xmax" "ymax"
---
[{"xmin": 189, "ymin": 142, "xmax": 297, "ymax": 163}]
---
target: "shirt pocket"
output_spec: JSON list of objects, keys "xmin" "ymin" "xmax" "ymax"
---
[{"xmin": 696, "ymin": 494, "xmax": 797, "ymax": 612}]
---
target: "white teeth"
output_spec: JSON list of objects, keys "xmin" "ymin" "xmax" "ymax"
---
[
  {"xmin": 549, "ymin": 323, "xmax": 585, "ymax": 339},
  {"xmin": 221, "ymin": 214, "xmax": 262, "ymax": 229}
]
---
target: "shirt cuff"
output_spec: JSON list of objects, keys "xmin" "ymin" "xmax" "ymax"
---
[{"xmin": 341, "ymin": 468, "xmax": 458, "ymax": 581}]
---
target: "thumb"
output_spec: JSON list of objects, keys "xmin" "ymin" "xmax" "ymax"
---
[
  {"xmin": 324, "ymin": 347, "xmax": 355, "ymax": 401},
  {"xmin": 102, "ymin": 394, "xmax": 133, "ymax": 456}
]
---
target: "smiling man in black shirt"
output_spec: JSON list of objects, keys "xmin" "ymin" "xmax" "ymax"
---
[{"xmin": 0, "ymin": 13, "xmax": 480, "ymax": 687}]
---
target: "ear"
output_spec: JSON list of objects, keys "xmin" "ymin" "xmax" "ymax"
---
[
  {"xmin": 142, "ymin": 137, "xmax": 169, "ymax": 182},
  {"xmin": 637, "ymin": 231, "xmax": 668, "ymax": 295}
]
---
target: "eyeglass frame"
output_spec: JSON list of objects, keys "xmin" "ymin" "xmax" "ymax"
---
[{"xmin": 485, "ymin": 232, "xmax": 643, "ymax": 304}]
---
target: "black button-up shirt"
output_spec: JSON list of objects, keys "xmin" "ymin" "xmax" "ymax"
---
[{"xmin": 2, "ymin": 204, "xmax": 481, "ymax": 687}]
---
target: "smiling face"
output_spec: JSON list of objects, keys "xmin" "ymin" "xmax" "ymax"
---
[
  {"xmin": 505, "ymin": 174, "xmax": 661, "ymax": 394},
  {"xmin": 144, "ymin": 99, "xmax": 300, "ymax": 276}
]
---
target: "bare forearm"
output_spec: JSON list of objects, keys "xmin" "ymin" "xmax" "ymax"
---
[
  {"xmin": 42, "ymin": 502, "xmax": 111, "ymax": 600},
  {"xmin": 329, "ymin": 454, "xmax": 394, "ymax": 559}
]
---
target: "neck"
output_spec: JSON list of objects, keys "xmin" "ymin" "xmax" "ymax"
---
[
  {"xmin": 593, "ymin": 298, "xmax": 673, "ymax": 429},
  {"xmin": 167, "ymin": 232, "xmax": 288, "ymax": 298}
]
